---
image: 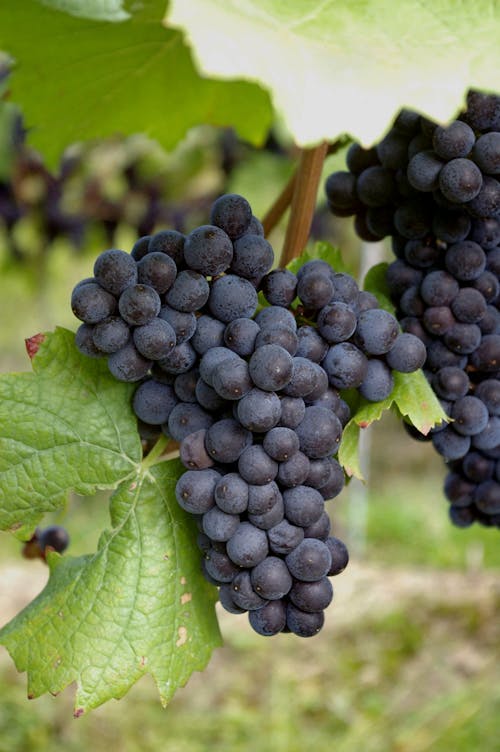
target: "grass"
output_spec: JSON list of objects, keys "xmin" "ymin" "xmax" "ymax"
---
[
  {"xmin": 0, "ymin": 246, "xmax": 499, "ymax": 751},
  {"xmin": 0, "ymin": 582, "xmax": 499, "ymax": 752}
]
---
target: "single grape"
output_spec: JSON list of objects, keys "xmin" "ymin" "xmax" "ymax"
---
[
  {"xmin": 295, "ymin": 326, "xmax": 328, "ymax": 363},
  {"xmin": 278, "ymin": 396, "xmax": 305, "ymax": 429},
  {"xmin": 133, "ymin": 379, "xmax": 177, "ymax": 425},
  {"xmin": 238, "ymin": 445, "xmax": 278, "ymax": 485},
  {"xmin": 249, "ymin": 344, "xmax": 294, "ymax": 392},
  {"xmin": 94, "ymin": 248, "xmax": 137, "ymax": 296},
  {"xmin": 210, "ymin": 193, "xmax": 252, "ymax": 239},
  {"xmin": 209, "ymin": 275, "xmax": 258, "ymax": 323},
  {"xmin": 179, "ymin": 429, "xmax": 214, "ymax": 470},
  {"xmin": 204, "ymin": 548, "xmax": 240, "ymax": 583},
  {"xmin": 173, "ymin": 369, "xmax": 199, "ymax": 403},
  {"xmin": 71, "ymin": 282, "xmax": 116, "ymax": 324},
  {"xmin": 137, "ymin": 252, "xmax": 177, "ymax": 294},
  {"xmin": 205, "ymin": 419, "xmax": 252, "ymax": 463},
  {"xmin": 211, "ymin": 358, "xmax": 253, "ymax": 400},
  {"xmin": 439, "ymin": 158, "xmax": 483, "ymax": 203},
  {"xmin": 231, "ymin": 234, "xmax": 274, "ymax": 280},
  {"xmin": 255, "ymin": 326, "xmax": 298, "ymax": 356},
  {"xmin": 202, "ymin": 506, "xmax": 240, "ymax": 542},
  {"xmin": 355, "ymin": 309, "xmax": 399, "ymax": 355},
  {"xmin": 237, "ymin": 388, "xmax": 282, "ymax": 432},
  {"xmin": 472, "ymin": 132, "xmax": 500, "ymax": 175},
  {"xmin": 130, "ymin": 235, "xmax": 151, "ymax": 262},
  {"xmin": 322, "ymin": 343, "xmax": 368, "ymax": 389},
  {"xmin": 251, "ymin": 557, "xmax": 292, "ymax": 600},
  {"xmin": 385, "ymin": 333, "xmax": 427, "ymax": 372},
  {"xmin": 277, "ymin": 451, "xmax": 311, "ymax": 488},
  {"xmin": 255, "ymin": 306, "xmax": 297, "ymax": 332},
  {"xmin": 38, "ymin": 525, "xmax": 70, "ymax": 555},
  {"xmin": 296, "ymin": 406, "xmax": 342, "ymax": 458},
  {"xmin": 133, "ymin": 318, "xmax": 176, "ymax": 360},
  {"xmin": 267, "ymin": 519, "xmax": 304, "ymax": 555},
  {"xmin": 432, "ymin": 121, "xmax": 475, "ymax": 160},
  {"xmin": 224, "ymin": 318, "xmax": 260, "ymax": 357},
  {"xmin": 183, "ymin": 224, "xmax": 233, "ymax": 276},
  {"xmin": 226, "ymin": 522, "xmax": 268, "ymax": 567},
  {"xmin": 175, "ymin": 469, "xmax": 220, "ymax": 514},
  {"xmin": 283, "ymin": 486, "xmax": 324, "ymax": 527},
  {"xmin": 317, "ymin": 302, "xmax": 357, "ymax": 343},
  {"xmin": 191, "ymin": 315, "xmax": 225, "ymax": 355},
  {"xmin": 166, "ymin": 402, "xmax": 213, "ymax": 442},
  {"xmin": 165, "ymin": 270, "xmax": 210, "ymax": 313},
  {"xmin": 262, "ymin": 427, "xmax": 300, "ymax": 462},
  {"xmin": 290, "ymin": 577, "xmax": 333, "ymax": 613},
  {"xmin": 359, "ymin": 359, "xmax": 394, "ymax": 402},
  {"xmin": 108, "ymin": 342, "xmax": 152, "ymax": 382},
  {"xmin": 214, "ymin": 473, "xmax": 249, "ymax": 514},
  {"xmin": 92, "ymin": 316, "xmax": 130, "ymax": 354},
  {"xmin": 407, "ymin": 150, "xmax": 443, "ymax": 192},
  {"xmin": 75, "ymin": 323, "xmax": 104, "ymax": 358},
  {"xmin": 248, "ymin": 600, "xmax": 286, "ymax": 636},
  {"xmin": 118, "ymin": 284, "xmax": 161, "ymax": 326},
  {"xmin": 261, "ymin": 269, "xmax": 298, "ymax": 307},
  {"xmin": 325, "ymin": 536, "xmax": 349, "ymax": 575},
  {"xmin": 285, "ymin": 539, "xmax": 332, "ymax": 581}
]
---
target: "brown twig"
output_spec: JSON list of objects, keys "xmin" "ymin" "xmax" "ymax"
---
[
  {"xmin": 279, "ymin": 141, "xmax": 329, "ymax": 267},
  {"xmin": 261, "ymin": 170, "xmax": 297, "ymax": 237},
  {"xmin": 261, "ymin": 137, "xmax": 348, "ymax": 240}
]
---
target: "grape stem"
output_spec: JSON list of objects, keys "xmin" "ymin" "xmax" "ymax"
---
[
  {"xmin": 280, "ymin": 141, "xmax": 329, "ymax": 266},
  {"xmin": 261, "ymin": 170, "xmax": 297, "ymax": 238},
  {"xmin": 141, "ymin": 434, "xmax": 179, "ymax": 469},
  {"xmin": 262, "ymin": 139, "xmax": 348, "ymax": 246}
]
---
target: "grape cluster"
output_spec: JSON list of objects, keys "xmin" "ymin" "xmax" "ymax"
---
[
  {"xmin": 325, "ymin": 90, "xmax": 500, "ymax": 527},
  {"xmin": 72, "ymin": 193, "xmax": 425, "ymax": 636}
]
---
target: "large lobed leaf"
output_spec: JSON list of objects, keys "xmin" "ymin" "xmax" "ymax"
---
[
  {"xmin": 0, "ymin": 462, "xmax": 221, "ymax": 714},
  {"xmin": 0, "ymin": 328, "xmax": 221, "ymax": 712},
  {"xmin": 0, "ymin": 328, "xmax": 141, "ymax": 535},
  {"xmin": 0, "ymin": 0, "xmax": 272, "ymax": 166},
  {"xmin": 168, "ymin": 0, "xmax": 500, "ymax": 146}
]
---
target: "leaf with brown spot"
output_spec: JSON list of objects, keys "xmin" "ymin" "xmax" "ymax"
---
[{"xmin": 0, "ymin": 462, "xmax": 221, "ymax": 713}]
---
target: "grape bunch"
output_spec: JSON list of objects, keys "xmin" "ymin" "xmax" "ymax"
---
[
  {"xmin": 325, "ymin": 89, "xmax": 500, "ymax": 527},
  {"xmin": 71, "ymin": 193, "xmax": 425, "ymax": 636}
]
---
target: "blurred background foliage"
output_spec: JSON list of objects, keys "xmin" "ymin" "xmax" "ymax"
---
[{"xmin": 0, "ymin": 60, "xmax": 499, "ymax": 752}]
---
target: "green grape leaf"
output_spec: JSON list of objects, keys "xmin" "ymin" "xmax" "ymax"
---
[
  {"xmin": 168, "ymin": 0, "xmax": 500, "ymax": 146},
  {"xmin": 0, "ymin": 461, "xmax": 221, "ymax": 714},
  {"xmin": 39, "ymin": 0, "xmax": 130, "ymax": 21},
  {"xmin": 338, "ymin": 394, "xmax": 393, "ymax": 480},
  {"xmin": 392, "ymin": 370, "xmax": 447, "ymax": 435},
  {"xmin": 0, "ymin": 0, "xmax": 272, "ymax": 166},
  {"xmin": 286, "ymin": 241, "xmax": 348, "ymax": 276},
  {"xmin": 337, "ymin": 420, "xmax": 362, "ymax": 480},
  {"xmin": 363, "ymin": 262, "xmax": 395, "ymax": 315},
  {"xmin": 339, "ymin": 371, "xmax": 446, "ymax": 479},
  {"xmin": 0, "ymin": 101, "xmax": 20, "ymax": 180},
  {"xmin": 0, "ymin": 327, "xmax": 142, "ymax": 535}
]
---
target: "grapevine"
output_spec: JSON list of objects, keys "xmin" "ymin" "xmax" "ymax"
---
[{"xmin": 0, "ymin": 0, "xmax": 498, "ymax": 722}]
